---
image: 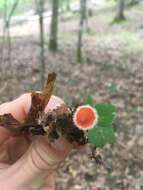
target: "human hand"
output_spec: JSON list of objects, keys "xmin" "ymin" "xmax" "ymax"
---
[{"xmin": 0, "ymin": 93, "xmax": 74, "ymax": 190}]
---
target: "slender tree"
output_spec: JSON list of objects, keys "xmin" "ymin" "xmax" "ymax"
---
[
  {"xmin": 36, "ymin": 0, "xmax": 45, "ymax": 87},
  {"xmin": 49, "ymin": 0, "xmax": 59, "ymax": 51},
  {"xmin": 1, "ymin": 0, "xmax": 19, "ymax": 73},
  {"xmin": 77, "ymin": 0, "xmax": 87, "ymax": 63}
]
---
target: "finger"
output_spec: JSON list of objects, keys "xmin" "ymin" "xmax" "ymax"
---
[
  {"xmin": 51, "ymin": 137, "xmax": 73, "ymax": 159},
  {"xmin": 31, "ymin": 136, "xmax": 73, "ymax": 166},
  {"xmin": 0, "ymin": 94, "xmax": 30, "ymax": 144},
  {"xmin": 17, "ymin": 93, "xmax": 64, "ymax": 117},
  {"xmin": 0, "ymin": 94, "xmax": 30, "ymax": 122},
  {"xmin": 0, "ymin": 93, "xmax": 64, "ymax": 123},
  {"xmin": 12, "ymin": 93, "xmax": 64, "ymax": 119},
  {"xmin": 0, "ymin": 93, "xmax": 64, "ymax": 144}
]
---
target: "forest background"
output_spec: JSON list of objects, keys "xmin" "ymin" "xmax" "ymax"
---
[{"xmin": 0, "ymin": 0, "xmax": 143, "ymax": 189}]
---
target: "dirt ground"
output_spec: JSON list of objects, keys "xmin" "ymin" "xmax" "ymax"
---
[{"xmin": 0, "ymin": 3, "xmax": 143, "ymax": 190}]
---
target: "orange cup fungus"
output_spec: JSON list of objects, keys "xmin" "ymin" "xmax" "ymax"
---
[{"xmin": 73, "ymin": 105, "xmax": 98, "ymax": 130}]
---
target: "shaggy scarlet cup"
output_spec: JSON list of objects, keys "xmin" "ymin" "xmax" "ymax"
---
[{"xmin": 73, "ymin": 105, "xmax": 98, "ymax": 130}]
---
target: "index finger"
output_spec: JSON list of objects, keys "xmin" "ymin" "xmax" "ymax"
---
[{"xmin": 0, "ymin": 93, "xmax": 64, "ymax": 144}]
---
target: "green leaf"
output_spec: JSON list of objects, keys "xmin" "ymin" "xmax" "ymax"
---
[
  {"xmin": 88, "ymin": 125, "xmax": 115, "ymax": 147},
  {"xmin": 95, "ymin": 103, "xmax": 117, "ymax": 127},
  {"xmin": 87, "ymin": 103, "xmax": 117, "ymax": 147},
  {"xmin": 85, "ymin": 96, "xmax": 94, "ymax": 106}
]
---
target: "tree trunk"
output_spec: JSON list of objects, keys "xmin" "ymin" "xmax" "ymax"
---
[
  {"xmin": 49, "ymin": 0, "xmax": 59, "ymax": 52},
  {"xmin": 77, "ymin": 0, "xmax": 87, "ymax": 63},
  {"xmin": 114, "ymin": 0, "xmax": 126, "ymax": 22},
  {"xmin": 36, "ymin": 0, "xmax": 45, "ymax": 87},
  {"xmin": 1, "ymin": 0, "xmax": 19, "ymax": 73}
]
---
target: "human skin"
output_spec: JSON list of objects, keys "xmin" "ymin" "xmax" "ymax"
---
[{"xmin": 0, "ymin": 93, "xmax": 75, "ymax": 190}]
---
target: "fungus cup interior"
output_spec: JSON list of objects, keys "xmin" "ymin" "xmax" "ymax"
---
[{"xmin": 73, "ymin": 105, "xmax": 98, "ymax": 130}]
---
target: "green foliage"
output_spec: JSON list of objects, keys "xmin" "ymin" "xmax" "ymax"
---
[
  {"xmin": 0, "ymin": 0, "xmax": 15, "ymax": 10},
  {"xmin": 84, "ymin": 173, "xmax": 97, "ymax": 182},
  {"xmin": 59, "ymin": 0, "xmax": 79, "ymax": 12},
  {"xmin": 95, "ymin": 103, "xmax": 116, "ymax": 128},
  {"xmin": 88, "ymin": 103, "xmax": 117, "ymax": 147},
  {"xmin": 112, "ymin": 16, "xmax": 126, "ymax": 24},
  {"xmin": 88, "ymin": 124, "xmax": 115, "ymax": 148},
  {"xmin": 85, "ymin": 96, "xmax": 94, "ymax": 106},
  {"xmin": 0, "ymin": 0, "xmax": 33, "ymax": 16},
  {"xmin": 59, "ymin": 0, "xmax": 66, "ymax": 8},
  {"xmin": 109, "ymin": 83, "xmax": 118, "ymax": 95}
]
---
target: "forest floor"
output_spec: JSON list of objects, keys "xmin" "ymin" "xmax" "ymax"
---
[{"xmin": 0, "ymin": 3, "xmax": 143, "ymax": 190}]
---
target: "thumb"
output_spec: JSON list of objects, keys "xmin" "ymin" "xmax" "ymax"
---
[{"xmin": 28, "ymin": 136, "xmax": 73, "ymax": 172}]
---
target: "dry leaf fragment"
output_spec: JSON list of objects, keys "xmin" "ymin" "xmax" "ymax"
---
[
  {"xmin": 26, "ymin": 72, "xmax": 56, "ymax": 123},
  {"xmin": 0, "ymin": 114, "xmax": 21, "ymax": 134}
]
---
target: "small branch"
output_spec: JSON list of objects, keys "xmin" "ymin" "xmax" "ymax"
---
[{"xmin": 5, "ymin": 0, "xmax": 19, "ymax": 28}]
